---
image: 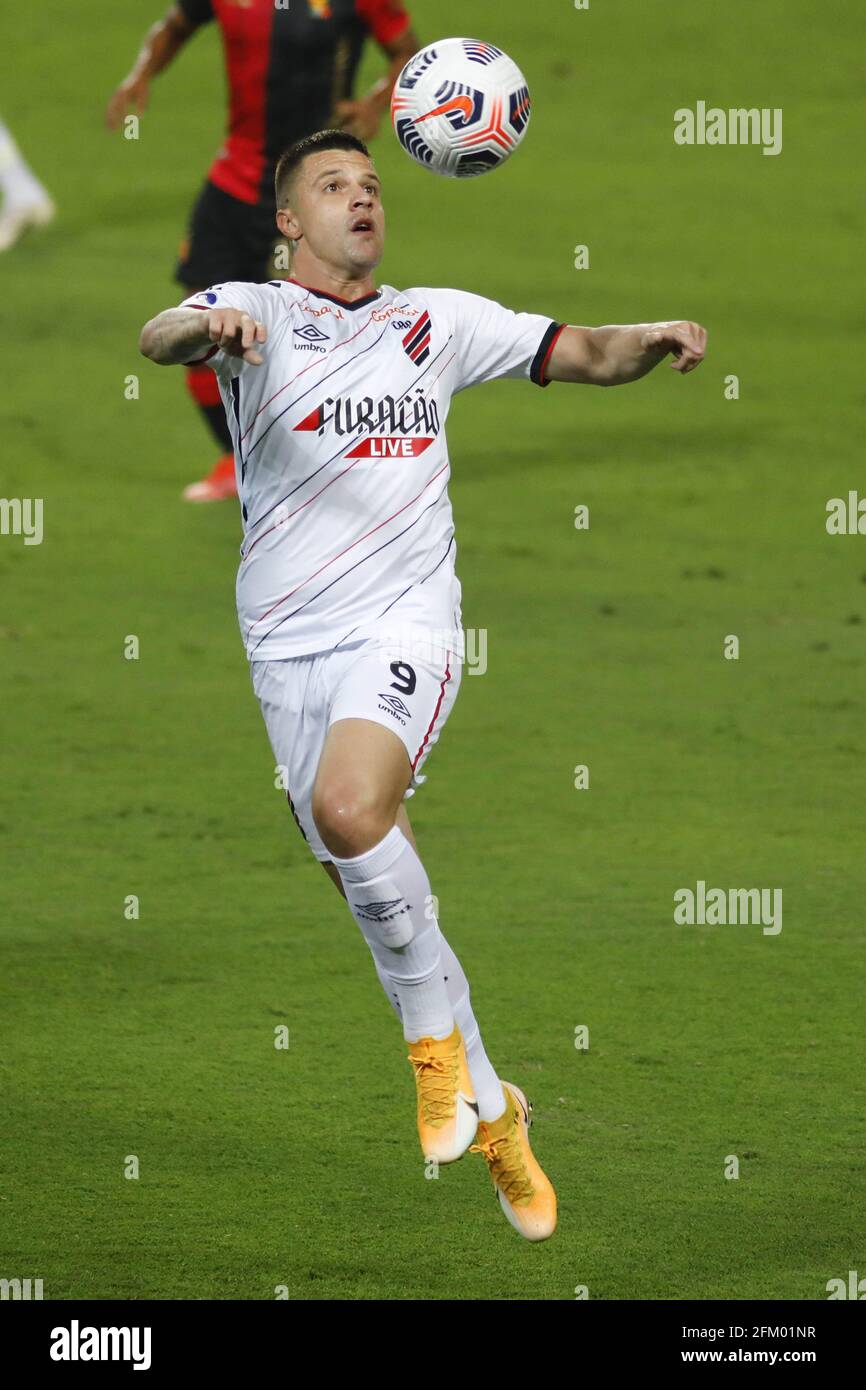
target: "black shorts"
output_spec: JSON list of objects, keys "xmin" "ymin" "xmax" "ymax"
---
[{"xmin": 175, "ymin": 179, "xmax": 286, "ymax": 290}]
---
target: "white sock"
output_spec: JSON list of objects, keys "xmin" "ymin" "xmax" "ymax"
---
[
  {"xmin": 331, "ymin": 826, "xmax": 454, "ymax": 1043},
  {"xmin": 0, "ymin": 120, "xmax": 49, "ymax": 206},
  {"xmin": 366, "ymin": 921, "xmax": 506, "ymax": 1122},
  {"xmin": 436, "ymin": 928, "xmax": 506, "ymax": 1122}
]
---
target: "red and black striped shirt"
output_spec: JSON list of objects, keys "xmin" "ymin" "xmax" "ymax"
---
[{"xmin": 179, "ymin": 0, "xmax": 411, "ymax": 205}]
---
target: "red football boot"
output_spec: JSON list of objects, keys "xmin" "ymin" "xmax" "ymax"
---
[{"xmin": 182, "ymin": 454, "xmax": 237, "ymax": 503}]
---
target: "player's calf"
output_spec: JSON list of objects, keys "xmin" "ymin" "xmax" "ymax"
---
[{"xmin": 326, "ymin": 821, "xmax": 477, "ymax": 1162}]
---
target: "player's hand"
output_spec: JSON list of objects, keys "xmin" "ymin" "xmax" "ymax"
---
[
  {"xmin": 640, "ymin": 321, "xmax": 707, "ymax": 373},
  {"xmin": 206, "ymin": 309, "xmax": 267, "ymax": 365},
  {"xmin": 333, "ymin": 97, "xmax": 381, "ymax": 142},
  {"xmin": 105, "ymin": 76, "xmax": 151, "ymax": 130}
]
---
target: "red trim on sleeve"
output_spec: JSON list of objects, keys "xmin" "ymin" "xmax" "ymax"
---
[
  {"xmin": 354, "ymin": 0, "xmax": 411, "ymax": 46},
  {"xmin": 539, "ymin": 323, "xmax": 566, "ymax": 387}
]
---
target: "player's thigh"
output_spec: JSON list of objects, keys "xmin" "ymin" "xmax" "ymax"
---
[
  {"xmin": 251, "ymin": 656, "xmax": 333, "ymax": 865},
  {"xmin": 312, "ymin": 640, "xmax": 461, "ymax": 840},
  {"xmin": 312, "ymin": 717, "xmax": 412, "ymax": 849}
]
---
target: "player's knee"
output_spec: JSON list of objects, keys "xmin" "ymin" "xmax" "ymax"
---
[{"xmin": 311, "ymin": 783, "xmax": 389, "ymax": 858}]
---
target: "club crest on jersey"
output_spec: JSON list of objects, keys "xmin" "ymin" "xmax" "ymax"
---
[{"xmin": 402, "ymin": 310, "xmax": 431, "ymax": 364}]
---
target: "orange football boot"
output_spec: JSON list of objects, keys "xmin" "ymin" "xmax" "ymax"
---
[
  {"xmin": 407, "ymin": 1024, "xmax": 478, "ymax": 1164},
  {"xmin": 470, "ymin": 1081, "xmax": 557, "ymax": 1241}
]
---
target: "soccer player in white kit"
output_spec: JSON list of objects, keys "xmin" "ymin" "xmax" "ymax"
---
[{"xmin": 140, "ymin": 129, "xmax": 706, "ymax": 1243}]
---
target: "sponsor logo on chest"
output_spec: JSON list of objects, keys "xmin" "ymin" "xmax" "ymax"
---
[{"xmin": 293, "ymin": 387, "xmax": 440, "ymax": 458}]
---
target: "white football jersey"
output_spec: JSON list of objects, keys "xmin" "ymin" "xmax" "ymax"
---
[{"xmin": 180, "ymin": 277, "xmax": 563, "ymax": 661}]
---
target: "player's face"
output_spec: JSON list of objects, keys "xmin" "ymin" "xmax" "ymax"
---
[{"xmin": 287, "ymin": 150, "xmax": 385, "ymax": 274}]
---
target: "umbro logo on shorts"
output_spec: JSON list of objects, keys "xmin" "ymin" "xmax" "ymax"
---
[
  {"xmin": 294, "ymin": 324, "xmax": 330, "ymax": 342},
  {"xmin": 378, "ymin": 693, "xmax": 411, "ymax": 724},
  {"xmin": 353, "ymin": 898, "xmax": 410, "ymax": 922}
]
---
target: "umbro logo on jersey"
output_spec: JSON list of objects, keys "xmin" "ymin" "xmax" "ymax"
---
[
  {"xmin": 352, "ymin": 897, "xmax": 410, "ymax": 923},
  {"xmin": 402, "ymin": 310, "xmax": 431, "ymax": 365},
  {"xmin": 294, "ymin": 324, "xmax": 330, "ymax": 342}
]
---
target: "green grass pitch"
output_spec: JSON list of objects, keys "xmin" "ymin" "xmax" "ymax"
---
[{"xmin": 1, "ymin": 0, "xmax": 863, "ymax": 1299}]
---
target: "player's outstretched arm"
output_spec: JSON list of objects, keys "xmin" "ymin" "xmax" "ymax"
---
[
  {"xmin": 334, "ymin": 23, "xmax": 421, "ymax": 141},
  {"xmin": 139, "ymin": 308, "xmax": 267, "ymax": 366},
  {"xmin": 545, "ymin": 321, "xmax": 707, "ymax": 386},
  {"xmin": 105, "ymin": 5, "xmax": 201, "ymax": 129}
]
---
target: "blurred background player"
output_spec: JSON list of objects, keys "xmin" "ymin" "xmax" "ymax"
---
[
  {"xmin": 0, "ymin": 117, "xmax": 55, "ymax": 252},
  {"xmin": 106, "ymin": 0, "xmax": 418, "ymax": 501}
]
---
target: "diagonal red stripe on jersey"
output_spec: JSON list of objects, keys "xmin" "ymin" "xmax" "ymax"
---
[
  {"xmin": 248, "ymin": 460, "xmax": 450, "ymax": 634},
  {"xmin": 294, "ymin": 404, "xmax": 324, "ymax": 431},
  {"xmin": 242, "ymin": 307, "xmax": 381, "ymax": 443}
]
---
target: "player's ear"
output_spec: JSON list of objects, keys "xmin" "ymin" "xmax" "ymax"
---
[{"xmin": 276, "ymin": 206, "xmax": 302, "ymax": 241}]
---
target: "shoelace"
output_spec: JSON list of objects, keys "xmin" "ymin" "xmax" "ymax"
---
[
  {"xmin": 470, "ymin": 1126, "xmax": 535, "ymax": 1205},
  {"xmin": 408, "ymin": 1048, "xmax": 458, "ymax": 1125}
]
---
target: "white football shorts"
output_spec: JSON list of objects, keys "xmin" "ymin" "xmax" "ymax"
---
[{"xmin": 250, "ymin": 629, "xmax": 463, "ymax": 862}]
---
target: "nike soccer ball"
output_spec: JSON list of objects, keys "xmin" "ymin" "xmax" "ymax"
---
[{"xmin": 390, "ymin": 37, "xmax": 531, "ymax": 178}]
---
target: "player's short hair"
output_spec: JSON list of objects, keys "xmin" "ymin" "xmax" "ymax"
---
[{"xmin": 274, "ymin": 130, "xmax": 372, "ymax": 209}]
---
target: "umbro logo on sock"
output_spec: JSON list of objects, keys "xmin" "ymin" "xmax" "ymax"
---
[{"xmin": 352, "ymin": 898, "xmax": 411, "ymax": 923}]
